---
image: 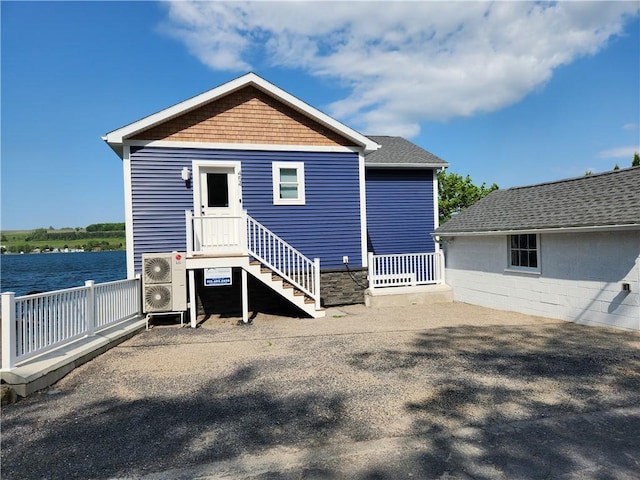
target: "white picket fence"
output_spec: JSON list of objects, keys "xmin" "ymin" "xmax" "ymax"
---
[
  {"xmin": 1, "ymin": 278, "xmax": 142, "ymax": 370},
  {"xmin": 368, "ymin": 252, "xmax": 445, "ymax": 289}
]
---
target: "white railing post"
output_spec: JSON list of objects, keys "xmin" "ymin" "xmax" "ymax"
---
[
  {"xmin": 439, "ymin": 251, "xmax": 446, "ymax": 285},
  {"xmin": 240, "ymin": 210, "xmax": 249, "ymax": 255},
  {"xmin": 1, "ymin": 292, "xmax": 17, "ymax": 370},
  {"xmin": 85, "ymin": 281, "xmax": 96, "ymax": 336},
  {"xmin": 135, "ymin": 274, "xmax": 143, "ymax": 317},
  {"xmin": 367, "ymin": 252, "xmax": 375, "ymax": 290},
  {"xmin": 314, "ymin": 258, "xmax": 321, "ymax": 310},
  {"xmin": 185, "ymin": 210, "xmax": 194, "ymax": 256}
]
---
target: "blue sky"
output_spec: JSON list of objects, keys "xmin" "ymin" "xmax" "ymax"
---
[{"xmin": 2, "ymin": 1, "xmax": 639, "ymax": 230}]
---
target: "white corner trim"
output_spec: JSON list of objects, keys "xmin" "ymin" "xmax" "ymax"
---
[
  {"xmin": 433, "ymin": 171, "xmax": 440, "ymax": 253},
  {"xmin": 359, "ymin": 152, "xmax": 368, "ymax": 268},
  {"xmin": 122, "ymin": 144, "xmax": 136, "ymax": 278}
]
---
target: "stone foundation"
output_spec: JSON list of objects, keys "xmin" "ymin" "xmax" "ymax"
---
[{"xmin": 320, "ymin": 269, "xmax": 368, "ymax": 306}]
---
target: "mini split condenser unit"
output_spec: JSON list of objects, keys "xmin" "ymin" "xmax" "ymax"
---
[{"xmin": 142, "ymin": 252, "xmax": 187, "ymax": 313}]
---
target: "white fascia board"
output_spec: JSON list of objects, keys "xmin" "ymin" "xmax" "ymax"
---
[
  {"xmin": 125, "ymin": 139, "xmax": 363, "ymax": 154},
  {"xmin": 365, "ymin": 162, "xmax": 450, "ymax": 169},
  {"xmin": 434, "ymin": 224, "xmax": 640, "ymax": 237},
  {"xmin": 104, "ymin": 72, "xmax": 380, "ymax": 154}
]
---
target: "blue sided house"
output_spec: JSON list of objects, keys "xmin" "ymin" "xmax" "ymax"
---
[{"xmin": 103, "ymin": 73, "xmax": 448, "ymax": 325}]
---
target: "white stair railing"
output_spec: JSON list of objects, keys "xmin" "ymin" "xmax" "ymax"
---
[
  {"xmin": 368, "ymin": 252, "xmax": 445, "ymax": 289},
  {"xmin": 186, "ymin": 210, "xmax": 321, "ymax": 310},
  {"xmin": 246, "ymin": 215, "xmax": 320, "ymax": 309}
]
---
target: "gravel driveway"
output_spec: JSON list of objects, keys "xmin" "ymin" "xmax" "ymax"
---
[{"xmin": 2, "ymin": 303, "xmax": 639, "ymax": 479}]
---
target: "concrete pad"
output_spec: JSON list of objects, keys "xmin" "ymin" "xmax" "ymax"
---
[
  {"xmin": 0, "ymin": 316, "xmax": 146, "ymax": 397},
  {"xmin": 364, "ymin": 284, "xmax": 453, "ymax": 307}
]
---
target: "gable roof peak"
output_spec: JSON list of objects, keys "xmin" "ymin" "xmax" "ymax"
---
[{"xmin": 103, "ymin": 72, "xmax": 379, "ymax": 157}]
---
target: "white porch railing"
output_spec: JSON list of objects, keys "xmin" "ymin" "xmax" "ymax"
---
[
  {"xmin": 186, "ymin": 210, "xmax": 321, "ymax": 309},
  {"xmin": 368, "ymin": 252, "xmax": 445, "ymax": 289},
  {"xmin": 187, "ymin": 212, "xmax": 247, "ymax": 255},
  {"xmin": 1, "ymin": 278, "xmax": 142, "ymax": 370}
]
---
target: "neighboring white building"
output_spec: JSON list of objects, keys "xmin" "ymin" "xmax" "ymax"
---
[{"xmin": 435, "ymin": 167, "xmax": 640, "ymax": 330}]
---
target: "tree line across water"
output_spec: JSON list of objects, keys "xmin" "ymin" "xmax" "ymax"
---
[{"xmin": 1, "ymin": 223, "xmax": 125, "ymax": 254}]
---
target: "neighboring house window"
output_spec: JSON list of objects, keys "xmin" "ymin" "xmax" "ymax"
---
[
  {"xmin": 509, "ymin": 234, "xmax": 539, "ymax": 270},
  {"xmin": 272, "ymin": 162, "xmax": 305, "ymax": 205}
]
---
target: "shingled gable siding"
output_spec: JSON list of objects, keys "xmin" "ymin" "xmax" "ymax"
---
[
  {"xmin": 130, "ymin": 86, "xmax": 354, "ymax": 147},
  {"xmin": 129, "ymin": 146, "xmax": 362, "ymax": 271},
  {"xmin": 365, "ymin": 168, "xmax": 436, "ymax": 254}
]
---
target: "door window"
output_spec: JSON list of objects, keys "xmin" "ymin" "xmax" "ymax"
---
[{"xmin": 206, "ymin": 173, "xmax": 229, "ymax": 208}]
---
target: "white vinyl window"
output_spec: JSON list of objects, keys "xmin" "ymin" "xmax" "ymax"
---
[
  {"xmin": 272, "ymin": 162, "xmax": 305, "ymax": 205},
  {"xmin": 508, "ymin": 234, "xmax": 540, "ymax": 272}
]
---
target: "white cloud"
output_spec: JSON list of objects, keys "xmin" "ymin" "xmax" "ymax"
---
[
  {"xmin": 623, "ymin": 123, "xmax": 639, "ymax": 131},
  {"xmin": 161, "ymin": 1, "xmax": 639, "ymax": 136},
  {"xmin": 597, "ymin": 146, "xmax": 640, "ymax": 159}
]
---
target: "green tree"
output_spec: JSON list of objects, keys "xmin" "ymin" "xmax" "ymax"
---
[
  {"xmin": 438, "ymin": 170, "xmax": 499, "ymax": 224},
  {"xmin": 633, "ymin": 152, "xmax": 640, "ymax": 167}
]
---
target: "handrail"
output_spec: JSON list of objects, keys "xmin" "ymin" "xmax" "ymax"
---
[{"xmin": 246, "ymin": 215, "xmax": 320, "ymax": 308}]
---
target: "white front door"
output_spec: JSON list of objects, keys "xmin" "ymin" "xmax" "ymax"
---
[
  {"xmin": 199, "ymin": 166, "xmax": 240, "ymax": 216},
  {"xmin": 194, "ymin": 163, "xmax": 243, "ymax": 253}
]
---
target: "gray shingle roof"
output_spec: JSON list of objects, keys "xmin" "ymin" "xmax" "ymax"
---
[
  {"xmin": 436, "ymin": 167, "xmax": 640, "ymax": 234},
  {"xmin": 365, "ymin": 136, "xmax": 448, "ymax": 167}
]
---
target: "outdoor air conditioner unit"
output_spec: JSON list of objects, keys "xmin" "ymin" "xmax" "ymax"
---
[{"xmin": 142, "ymin": 252, "xmax": 187, "ymax": 314}]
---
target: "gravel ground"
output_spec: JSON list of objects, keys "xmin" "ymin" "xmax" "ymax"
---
[{"xmin": 2, "ymin": 302, "xmax": 639, "ymax": 479}]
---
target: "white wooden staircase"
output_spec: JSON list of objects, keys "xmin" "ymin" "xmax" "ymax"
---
[
  {"xmin": 245, "ymin": 260, "xmax": 325, "ymax": 318},
  {"xmin": 186, "ymin": 210, "xmax": 325, "ymax": 319}
]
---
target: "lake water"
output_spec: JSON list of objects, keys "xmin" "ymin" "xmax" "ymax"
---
[{"xmin": 0, "ymin": 251, "xmax": 127, "ymax": 297}]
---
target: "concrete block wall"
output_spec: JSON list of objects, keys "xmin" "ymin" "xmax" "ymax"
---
[{"xmin": 444, "ymin": 231, "xmax": 640, "ymax": 330}]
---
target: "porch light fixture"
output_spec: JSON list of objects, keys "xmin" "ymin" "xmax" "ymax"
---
[{"xmin": 181, "ymin": 167, "xmax": 191, "ymax": 188}]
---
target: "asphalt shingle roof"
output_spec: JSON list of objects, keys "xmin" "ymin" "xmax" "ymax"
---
[
  {"xmin": 436, "ymin": 167, "xmax": 640, "ymax": 234},
  {"xmin": 365, "ymin": 136, "xmax": 448, "ymax": 166}
]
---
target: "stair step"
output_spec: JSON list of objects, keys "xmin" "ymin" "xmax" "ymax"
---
[{"xmin": 245, "ymin": 260, "xmax": 324, "ymax": 317}]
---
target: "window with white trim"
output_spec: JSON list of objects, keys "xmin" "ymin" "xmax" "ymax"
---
[
  {"xmin": 272, "ymin": 162, "xmax": 305, "ymax": 205},
  {"xmin": 508, "ymin": 234, "xmax": 539, "ymax": 270}
]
